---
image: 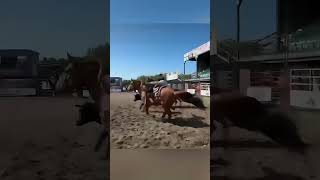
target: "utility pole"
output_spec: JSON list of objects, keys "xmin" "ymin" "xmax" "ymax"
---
[
  {"xmin": 237, "ymin": 0, "xmax": 243, "ymax": 60},
  {"xmin": 233, "ymin": 0, "xmax": 243, "ymax": 90},
  {"xmin": 280, "ymin": 32, "xmax": 290, "ymax": 112}
]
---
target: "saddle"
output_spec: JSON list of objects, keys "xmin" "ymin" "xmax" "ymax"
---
[{"xmin": 153, "ymin": 85, "xmax": 167, "ymax": 98}]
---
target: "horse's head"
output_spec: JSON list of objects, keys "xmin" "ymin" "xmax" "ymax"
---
[
  {"xmin": 134, "ymin": 93, "xmax": 142, "ymax": 101},
  {"xmin": 128, "ymin": 84, "xmax": 133, "ymax": 91},
  {"xmin": 74, "ymin": 103, "xmax": 100, "ymax": 126},
  {"xmin": 130, "ymin": 80, "xmax": 143, "ymax": 93}
]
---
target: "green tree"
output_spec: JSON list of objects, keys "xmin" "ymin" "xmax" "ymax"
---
[
  {"xmin": 122, "ymin": 80, "xmax": 131, "ymax": 91},
  {"xmin": 179, "ymin": 74, "xmax": 191, "ymax": 80},
  {"xmin": 137, "ymin": 75, "xmax": 148, "ymax": 83}
]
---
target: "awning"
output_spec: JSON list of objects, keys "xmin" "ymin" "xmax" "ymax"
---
[
  {"xmin": 167, "ymin": 79, "xmax": 182, "ymax": 83},
  {"xmin": 183, "ymin": 78, "xmax": 210, "ymax": 82},
  {"xmin": 184, "ymin": 41, "xmax": 210, "ymax": 62}
]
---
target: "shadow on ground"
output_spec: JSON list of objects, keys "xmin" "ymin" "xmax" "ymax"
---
[{"xmin": 161, "ymin": 114, "xmax": 209, "ymax": 128}]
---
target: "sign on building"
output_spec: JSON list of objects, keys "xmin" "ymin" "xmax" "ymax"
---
[{"xmin": 166, "ymin": 72, "xmax": 179, "ymax": 81}]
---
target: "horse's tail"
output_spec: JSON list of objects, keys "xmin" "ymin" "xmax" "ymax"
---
[
  {"xmin": 174, "ymin": 91, "xmax": 206, "ymax": 109},
  {"xmin": 94, "ymin": 129, "xmax": 108, "ymax": 152}
]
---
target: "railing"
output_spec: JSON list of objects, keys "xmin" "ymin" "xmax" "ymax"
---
[{"xmin": 290, "ymin": 69, "xmax": 320, "ymax": 91}]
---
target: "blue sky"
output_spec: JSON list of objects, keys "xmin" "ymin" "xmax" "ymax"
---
[
  {"xmin": 0, "ymin": 0, "xmax": 108, "ymax": 59},
  {"xmin": 110, "ymin": 0, "xmax": 210, "ymax": 80}
]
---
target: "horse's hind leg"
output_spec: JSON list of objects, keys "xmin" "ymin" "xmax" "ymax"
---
[
  {"xmin": 161, "ymin": 104, "xmax": 168, "ymax": 118},
  {"xmin": 94, "ymin": 129, "xmax": 108, "ymax": 152},
  {"xmin": 145, "ymin": 99, "xmax": 150, "ymax": 115},
  {"xmin": 139, "ymin": 102, "xmax": 144, "ymax": 111},
  {"xmin": 167, "ymin": 109, "xmax": 172, "ymax": 119},
  {"xmin": 171, "ymin": 98, "xmax": 177, "ymax": 110},
  {"xmin": 163, "ymin": 105, "xmax": 172, "ymax": 120},
  {"xmin": 161, "ymin": 111, "xmax": 166, "ymax": 118}
]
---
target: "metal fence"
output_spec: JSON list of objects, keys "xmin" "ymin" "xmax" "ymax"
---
[{"xmin": 290, "ymin": 69, "xmax": 320, "ymax": 91}]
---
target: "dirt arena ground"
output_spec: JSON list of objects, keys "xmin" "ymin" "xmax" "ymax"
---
[
  {"xmin": 111, "ymin": 149, "xmax": 210, "ymax": 180},
  {"xmin": 110, "ymin": 92, "xmax": 210, "ymax": 149},
  {"xmin": 212, "ymin": 108, "xmax": 320, "ymax": 180},
  {"xmin": 0, "ymin": 96, "xmax": 108, "ymax": 180}
]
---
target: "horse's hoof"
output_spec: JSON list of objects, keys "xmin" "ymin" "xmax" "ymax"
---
[{"xmin": 161, "ymin": 118, "xmax": 167, "ymax": 123}]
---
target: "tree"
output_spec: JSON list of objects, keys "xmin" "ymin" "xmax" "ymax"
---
[
  {"xmin": 179, "ymin": 74, "xmax": 191, "ymax": 80},
  {"xmin": 137, "ymin": 75, "xmax": 148, "ymax": 83},
  {"xmin": 122, "ymin": 80, "xmax": 131, "ymax": 91},
  {"xmin": 48, "ymin": 57, "xmax": 57, "ymax": 62},
  {"xmin": 136, "ymin": 73, "xmax": 165, "ymax": 83},
  {"xmin": 85, "ymin": 43, "xmax": 110, "ymax": 75}
]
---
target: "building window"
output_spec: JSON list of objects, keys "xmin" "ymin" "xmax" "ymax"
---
[
  {"xmin": 0, "ymin": 56, "xmax": 18, "ymax": 69},
  {"xmin": 290, "ymin": 69, "xmax": 317, "ymax": 91},
  {"xmin": 17, "ymin": 56, "xmax": 27, "ymax": 64}
]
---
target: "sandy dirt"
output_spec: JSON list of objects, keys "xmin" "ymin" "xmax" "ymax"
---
[
  {"xmin": 111, "ymin": 149, "xmax": 210, "ymax": 180},
  {"xmin": 0, "ymin": 96, "xmax": 108, "ymax": 180},
  {"xmin": 111, "ymin": 92, "xmax": 210, "ymax": 149},
  {"xmin": 211, "ymin": 109, "xmax": 320, "ymax": 180}
]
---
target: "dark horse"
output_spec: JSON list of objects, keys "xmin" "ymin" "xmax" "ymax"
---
[
  {"xmin": 212, "ymin": 91, "xmax": 308, "ymax": 154},
  {"xmin": 130, "ymin": 80, "xmax": 206, "ymax": 119},
  {"xmin": 66, "ymin": 53, "xmax": 109, "ymax": 152}
]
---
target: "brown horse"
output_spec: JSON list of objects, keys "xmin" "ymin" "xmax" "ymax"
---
[
  {"xmin": 130, "ymin": 80, "xmax": 206, "ymax": 119},
  {"xmin": 66, "ymin": 53, "xmax": 109, "ymax": 152},
  {"xmin": 129, "ymin": 80, "xmax": 181, "ymax": 105},
  {"xmin": 212, "ymin": 91, "xmax": 308, "ymax": 153}
]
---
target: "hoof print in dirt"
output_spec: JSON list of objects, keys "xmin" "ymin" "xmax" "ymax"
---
[
  {"xmin": 161, "ymin": 118, "xmax": 168, "ymax": 123},
  {"xmin": 1, "ymin": 169, "xmax": 9, "ymax": 178}
]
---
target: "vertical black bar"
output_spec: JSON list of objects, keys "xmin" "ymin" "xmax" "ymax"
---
[{"xmin": 237, "ymin": 3, "xmax": 240, "ymax": 61}]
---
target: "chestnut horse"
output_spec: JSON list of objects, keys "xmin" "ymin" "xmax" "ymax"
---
[
  {"xmin": 66, "ymin": 53, "xmax": 109, "ymax": 152},
  {"xmin": 130, "ymin": 80, "xmax": 206, "ymax": 119}
]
